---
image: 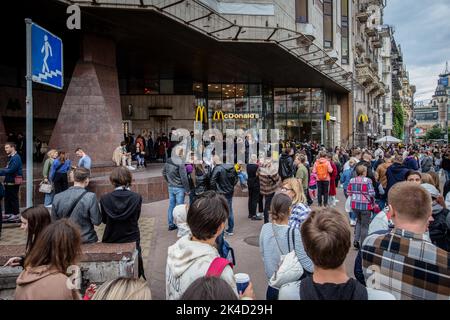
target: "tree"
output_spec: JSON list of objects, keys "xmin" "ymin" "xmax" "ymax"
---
[
  {"xmin": 425, "ymin": 125, "xmax": 444, "ymax": 141},
  {"xmin": 392, "ymin": 101, "xmax": 404, "ymax": 139}
]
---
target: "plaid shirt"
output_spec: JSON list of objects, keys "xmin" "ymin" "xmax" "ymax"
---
[
  {"xmin": 362, "ymin": 228, "xmax": 450, "ymax": 300},
  {"xmin": 288, "ymin": 203, "xmax": 311, "ymax": 229},
  {"xmin": 347, "ymin": 176, "xmax": 375, "ymax": 211}
]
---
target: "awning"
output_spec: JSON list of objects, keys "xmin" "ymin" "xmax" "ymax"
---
[{"xmin": 59, "ymin": 0, "xmax": 353, "ymax": 92}]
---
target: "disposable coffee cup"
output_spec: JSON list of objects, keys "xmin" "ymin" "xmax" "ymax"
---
[{"xmin": 234, "ymin": 273, "xmax": 250, "ymax": 295}]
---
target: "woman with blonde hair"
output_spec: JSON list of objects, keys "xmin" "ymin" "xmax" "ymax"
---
[
  {"xmin": 91, "ymin": 277, "xmax": 151, "ymax": 300},
  {"xmin": 281, "ymin": 178, "xmax": 311, "ymax": 228},
  {"xmin": 42, "ymin": 149, "xmax": 58, "ymax": 207}
]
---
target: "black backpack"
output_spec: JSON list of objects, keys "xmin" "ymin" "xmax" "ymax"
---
[
  {"xmin": 429, "ymin": 208, "xmax": 450, "ymax": 252},
  {"xmin": 225, "ymin": 166, "xmax": 238, "ymax": 186}
]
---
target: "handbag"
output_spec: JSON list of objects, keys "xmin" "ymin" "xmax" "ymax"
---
[
  {"xmin": 39, "ymin": 180, "xmax": 53, "ymax": 194},
  {"xmin": 268, "ymin": 226, "xmax": 304, "ymax": 289},
  {"xmin": 14, "ymin": 175, "xmax": 23, "ymax": 185}
]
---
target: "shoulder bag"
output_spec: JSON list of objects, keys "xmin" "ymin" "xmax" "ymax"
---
[
  {"xmin": 268, "ymin": 226, "xmax": 304, "ymax": 289},
  {"xmin": 65, "ymin": 190, "xmax": 89, "ymax": 218}
]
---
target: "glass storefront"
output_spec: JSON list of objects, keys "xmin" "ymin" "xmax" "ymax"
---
[{"xmin": 194, "ymin": 83, "xmax": 325, "ymax": 143}]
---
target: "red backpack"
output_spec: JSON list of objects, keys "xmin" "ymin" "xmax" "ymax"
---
[
  {"xmin": 316, "ymin": 160, "xmax": 329, "ymax": 181},
  {"xmin": 206, "ymin": 257, "xmax": 234, "ymax": 277}
]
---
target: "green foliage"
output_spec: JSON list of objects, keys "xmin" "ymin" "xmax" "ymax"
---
[
  {"xmin": 425, "ymin": 125, "xmax": 445, "ymax": 141},
  {"xmin": 392, "ymin": 101, "xmax": 405, "ymax": 139}
]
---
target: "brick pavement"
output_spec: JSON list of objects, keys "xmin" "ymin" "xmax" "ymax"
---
[
  {"xmin": 0, "ymin": 217, "xmax": 155, "ymax": 271},
  {"xmin": 1, "ymin": 187, "xmax": 356, "ymax": 300},
  {"xmin": 143, "ymin": 188, "xmax": 357, "ymax": 300}
]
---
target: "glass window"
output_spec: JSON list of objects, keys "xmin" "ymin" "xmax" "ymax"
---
[
  {"xmin": 274, "ymin": 88, "xmax": 286, "ymax": 113},
  {"xmin": 323, "ymin": 0, "xmax": 333, "ymax": 48},
  {"xmin": 286, "ymin": 88, "xmax": 299, "ymax": 114},
  {"xmin": 341, "ymin": 0, "xmax": 349, "ymax": 64},
  {"xmin": 295, "ymin": 0, "xmax": 308, "ymax": 23}
]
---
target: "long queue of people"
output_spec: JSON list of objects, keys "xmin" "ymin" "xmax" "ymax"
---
[{"xmin": 1, "ymin": 139, "xmax": 450, "ymax": 300}]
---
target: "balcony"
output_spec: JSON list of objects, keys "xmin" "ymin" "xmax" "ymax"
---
[
  {"xmin": 372, "ymin": 36, "xmax": 382, "ymax": 48},
  {"xmin": 365, "ymin": 27, "xmax": 377, "ymax": 38},
  {"xmin": 356, "ymin": 4, "xmax": 369, "ymax": 23},
  {"xmin": 356, "ymin": 63, "xmax": 377, "ymax": 87}
]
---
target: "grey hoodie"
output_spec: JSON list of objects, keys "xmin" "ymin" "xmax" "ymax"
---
[{"xmin": 165, "ymin": 235, "xmax": 237, "ymax": 300}]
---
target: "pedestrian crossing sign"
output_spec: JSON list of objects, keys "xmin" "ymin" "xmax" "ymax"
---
[{"xmin": 31, "ymin": 23, "xmax": 63, "ymax": 89}]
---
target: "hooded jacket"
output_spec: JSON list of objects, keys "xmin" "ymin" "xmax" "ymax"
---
[
  {"xmin": 165, "ymin": 235, "xmax": 237, "ymax": 300},
  {"xmin": 404, "ymin": 156, "xmax": 419, "ymax": 171},
  {"xmin": 386, "ymin": 163, "xmax": 409, "ymax": 195},
  {"xmin": 429, "ymin": 202, "xmax": 450, "ymax": 251},
  {"xmin": 15, "ymin": 265, "xmax": 81, "ymax": 300},
  {"xmin": 100, "ymin": 189, "xmax": 142, "ymax": 243}
]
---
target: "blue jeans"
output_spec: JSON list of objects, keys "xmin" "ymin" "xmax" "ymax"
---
[
  {"xmin": 168, "ymin": 186, "xmax": 185, "ymax": 228},
  {"xmin": 238, "ymin": 172, "xmax": 248, "ymax": 185},
  {"xmin": 136, "ymin": 154, "xmax": 145, "ymax": 166},
  {"xmin": 225, "ymin": 194, "xmax": 234, "ymax": 233},
  {"xmin": 44, "ymin": 191, "xmax": 55, "ymax": 207}
]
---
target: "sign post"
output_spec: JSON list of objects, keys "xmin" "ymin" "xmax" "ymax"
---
[
  {"xmin": 25, "ymin": 19, "xmax": 63, "ymax": 207},
  {"xmin": 25, "ymin": 19, "xmax": 33, "ymax": 208}
]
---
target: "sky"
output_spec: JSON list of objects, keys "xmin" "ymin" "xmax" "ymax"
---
[{"xmin": 384, "ymin": 0, "xmax": 450, "ymax": 102}]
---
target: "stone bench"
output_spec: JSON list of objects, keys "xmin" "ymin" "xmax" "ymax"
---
[{"xmin": 0, "ymin": 242, "xmax": 138, "ymax": 300}]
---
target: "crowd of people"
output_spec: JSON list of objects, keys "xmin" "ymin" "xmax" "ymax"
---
[{"xmin": 1, "ymin": 138, "xmax": 450, "ymax": 300}]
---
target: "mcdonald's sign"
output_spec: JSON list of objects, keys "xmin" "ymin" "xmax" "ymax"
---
[
  {"xmin": 213, "ymin": 110, "xmax": 225, "ymax": 121},
  {"xmin": 195, "ymin": 106, "xmax": 207, "ymax": 123},
  {"xmin": 358, "ymin": 114, "xmax": 369, "ymax": 123}
]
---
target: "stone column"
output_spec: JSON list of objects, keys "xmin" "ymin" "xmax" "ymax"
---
[
  {"xmin": 49, "ymin": 35, "xmax": 123, "ymax": 166},
  {"xmin": 0, "ymin": 116, "xmax": 7, "ymax": 166}
]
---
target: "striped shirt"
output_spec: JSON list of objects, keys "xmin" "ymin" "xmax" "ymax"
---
[
  {"xmin": 361, "ymin": 228, "xmax": 450, "ymax": 300},
  {"xmin": 347, "ymin": 176, "xmax": 375, "ymax": 211}
]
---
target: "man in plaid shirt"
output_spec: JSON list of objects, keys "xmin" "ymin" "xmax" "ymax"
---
[
  {"xmin": 362, "ymin": 182, "xmax": 450, "ymax": 300},
  {"xmin": 347, "ymin": 165, "xmax": 376, "ymax": 249}
]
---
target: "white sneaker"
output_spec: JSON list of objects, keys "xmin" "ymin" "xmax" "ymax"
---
[
  {"xmin": 350, "ymin": 219, "xmax": 356, "ymax": 226},
  {"xmin": 127, "ymin": 166, "xmax": 136, "ymax": 170}
]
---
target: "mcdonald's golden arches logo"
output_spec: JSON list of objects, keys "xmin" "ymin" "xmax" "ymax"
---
[
  {"xmin": 195, "ymin": 105, "xmax": 207, "ymax": 123},
  {"xmin": 358, "ymin": 114, "xmax": 369, "ymax": 123},
  {"xmin": 213, "ymin": 110, "xmax": 225, "ymax": 121}
]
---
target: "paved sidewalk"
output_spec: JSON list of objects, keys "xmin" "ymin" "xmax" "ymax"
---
[
  {"xmin": 143, "ymin": 188, "xmax": 357, "ymax": 300},
  {"xmin": 1, "ymin": 187, "xmax": 356, "ymax": 300}
]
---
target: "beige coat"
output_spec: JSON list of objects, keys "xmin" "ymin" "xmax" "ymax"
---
[{"xmin": 15, "ymin": 265, "xmax": 81, "ymax": 300}]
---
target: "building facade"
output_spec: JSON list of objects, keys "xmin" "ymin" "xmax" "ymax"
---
[
  {"xmin": 413, "ymin": 63, "xmax": 450, "ymax": 141},
  {"xmin": 0, "ymin": 0, "xmax": 415, "ymax": 165}
]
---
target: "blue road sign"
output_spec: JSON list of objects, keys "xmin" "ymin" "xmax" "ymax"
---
[{"xmin": 31, "ymin": 23, "xmax": 63, "ymax": 89}]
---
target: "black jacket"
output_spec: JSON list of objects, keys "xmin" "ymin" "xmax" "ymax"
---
[
  {"xmin": 279, "ymin": 154, "xmax": 294, "ymax": 180},
  {"xmin": 210, "ymin": 164, "xmax": 236, "ymax": 196},
  {"xmin": 194, "ymin": 168, "xmax": 211, "ymax": 196},
  {"xmin": 441, "ymin": 157, "xmax": 450, "ymax": 171},
  {"xmin": 100, "ymin": 189, "xmax": 142, "ymax": 243},
  {"xmin": 246, "ymin": 164, "xmax": 260, "ymax": 189}
]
